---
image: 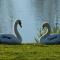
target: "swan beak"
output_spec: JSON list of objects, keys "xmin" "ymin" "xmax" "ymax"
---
[{"xmin": 20, "ymin": 25, "xmax": 22, "ymax": 28}]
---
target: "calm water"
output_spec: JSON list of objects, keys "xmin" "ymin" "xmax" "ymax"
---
[{"xmin": 0, "ymin": 0, "xmax": 60, "ymax": 43}]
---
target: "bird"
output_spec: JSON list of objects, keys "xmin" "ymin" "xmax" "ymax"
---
[
  {"xmin": 40, "ymin": 22, "xmax": 60, "ymax": 44},
  {"xmin": 0, "ymin": 20, "xmax": 22, "ymax": 44}
]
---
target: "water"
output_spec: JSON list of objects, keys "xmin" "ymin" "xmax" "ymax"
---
[
  {"xmin": 0, "ymin": 0, "xmax": 37, "ymax": 43},
  {"xmin": 0, "ymin": 0, "xmax": 60, "ymax": 43}
]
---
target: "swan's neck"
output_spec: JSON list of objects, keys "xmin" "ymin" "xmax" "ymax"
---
[
  {"xmin": 14, "ymin": 22, "xmax": 21, "ymax": 40},
  {"xmin": 45, "ymin": 27, "xmax": 50, "ymax": 35},
  {"xmin": 41, "ymin": 28, "xmax": 49, "ymax": 38},
  {"xmin": 40, "ymin": 26, "xmax": 51, "ymax": 41}
]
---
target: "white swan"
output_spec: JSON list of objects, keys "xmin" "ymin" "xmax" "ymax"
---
[
  {"xmin": 40, "ymin": 23, "xmax": 60, "ymax": 44},
  {"xmin": 0, "ymin": 20, "xmax": 22, "ymax": 44}
]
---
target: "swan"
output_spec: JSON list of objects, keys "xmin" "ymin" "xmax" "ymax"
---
[
  {"xmin": 40, "ymin": 23, "xmax": 60, "ymax": 44},
  {"xmin": 0, "ymin": 20, "xmax": 22, "ymax": 44}
]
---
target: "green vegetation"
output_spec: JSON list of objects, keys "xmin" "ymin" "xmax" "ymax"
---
[
  {"xmin": 52, "ymin": 27, "xmax": 60, "ymax": 34},
  {"xmin": 0, "ymin": 44, "xmax": 60, "ymax": 60}
]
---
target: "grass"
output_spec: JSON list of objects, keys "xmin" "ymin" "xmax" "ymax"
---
[{"xmin": 0, "ymin": 44, "xmax": 60, "ymax": 60}]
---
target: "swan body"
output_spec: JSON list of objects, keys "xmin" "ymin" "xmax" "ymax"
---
[
  {"xmin": 0, "ymin": 20, "xmax": 22, "ymax": 44},
  {"xmin": 40, "ymin": 23, "xmax": 60, "ymax": 44}
]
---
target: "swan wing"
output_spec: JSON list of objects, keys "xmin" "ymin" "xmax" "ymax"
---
[
  {"xmin": 44, "ymin": 34, "xmax": 60, "ymax": 44},
  {"xmin": 0, "ymin": 34, "xmax": 20, "ymax": 44}
]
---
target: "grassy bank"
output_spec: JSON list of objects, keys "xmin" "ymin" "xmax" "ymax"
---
[{"xmin": 0, "ymin": 44, "xmax": 60, "ymax": 60}]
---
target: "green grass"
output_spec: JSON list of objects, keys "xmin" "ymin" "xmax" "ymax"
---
[{"xmin": 0, "ymin": 44, "xmax": 60, "ymax": 60}]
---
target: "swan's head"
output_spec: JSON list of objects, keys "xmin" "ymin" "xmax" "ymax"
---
[
  {"xmin": 42, "ymin": 23, "xmax": 50, "ymax": 29},
  {"xmin": 17, "ymin": 20, "xmax": 22, "ymax": 28},
  {"xmin": 42, "ymin": 22, "xmax": 51, "ymax": 34}
]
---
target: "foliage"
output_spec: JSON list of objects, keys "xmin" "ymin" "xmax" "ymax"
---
[
  {"xmin": 51, "ymin": 27, "xmax": 60, "ymax": 34},
  {"xmin": 34, "ymin": 28, "xmax": 42, "ymax": 43}
]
